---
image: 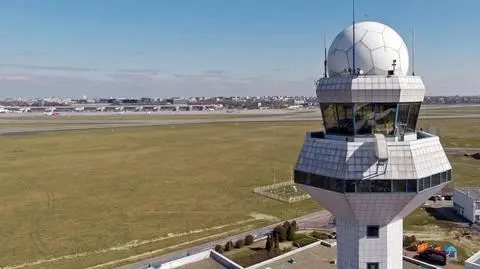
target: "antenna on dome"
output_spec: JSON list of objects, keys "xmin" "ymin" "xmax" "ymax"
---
[
  {"xmin": 412, "ymin": 28, "xmax": 416, "ymax": 76},
  {"xmin": 324, "ymin": 36, "xmax": 328, "ymax": 78},
  {"xmin": 352, "ymin": 0, "xmax": 356, "ymax": 74}
]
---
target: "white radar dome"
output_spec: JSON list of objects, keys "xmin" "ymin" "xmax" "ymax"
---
[{"xmin": 327, "ymin": 21, "xmax": 409, "ymax": 77}]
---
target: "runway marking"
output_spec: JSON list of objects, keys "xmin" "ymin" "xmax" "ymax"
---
[{"xmin": 0, "ymin": 218, "xmax": 258, "ymax": 269}]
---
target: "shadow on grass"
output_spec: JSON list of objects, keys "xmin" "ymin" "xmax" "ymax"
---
[{"xmin": 424, "ymin": 207, "xmax": 469, "ymax": 224}]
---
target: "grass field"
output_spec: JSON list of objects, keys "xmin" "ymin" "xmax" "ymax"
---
[
  {"xmin": 0, "ymin": 121, "xmax": 321, "ymax": 269},
  {"xmin": 420, "ymin": 106, "xmax": 480, "ymax": 116},
  {"xmin": 0, "ymin": 118, "xmax": 478, "ymax": 268}
]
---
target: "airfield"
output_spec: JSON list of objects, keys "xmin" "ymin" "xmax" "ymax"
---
[{"xmin": 0, "ymin": 105, "xmax": 479, "ymax": 269}]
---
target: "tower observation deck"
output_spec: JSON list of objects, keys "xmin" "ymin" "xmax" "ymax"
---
[{"xmin": 293, "ymin": 21, "xmax": 452, "ymax": 269}]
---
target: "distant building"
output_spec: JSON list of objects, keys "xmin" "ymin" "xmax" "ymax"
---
[{"xmin": 453, "ymin": 188, "xmax": 480, "ymax": 223}]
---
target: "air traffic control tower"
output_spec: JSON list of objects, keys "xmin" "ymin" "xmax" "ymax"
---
[{"xmin": 294, "ymin": 21, "xmax": 452, "ymax": 269}]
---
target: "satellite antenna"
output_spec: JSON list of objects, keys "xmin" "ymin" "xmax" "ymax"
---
[
  {"xmin": 352, "ymin": 0, "xmax": 356, "ymax": 74},
  {"xmin": 412, "ymin": 28, "xmax": 416, "ymax": 76},
  {"xmin": 324, "ymin": 36, "xmax": 328, "ymax": 78}
]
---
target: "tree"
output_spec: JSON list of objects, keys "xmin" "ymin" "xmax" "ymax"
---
[
  {"xmin": 214, "ymin": 245, "xmax": 223, "ymax": 253},
  {"xmin": 291, "ymin": 220, "xmax": 298, "ymax": 231},
  {"xmin": 274, "ymin": 233, "xmax": 280, "ymax": 249},
  {"xmin": 224, "ymin": 241, "xmax": 234, "ymax": 251},
  {"xmin": 265, "ymin": 235, "xmax": 273, "ymax": 252},
  {"xmin": 273, "ymin": 226, "xmax": 287, "ymax": 242},
  {"xmin": 245, "ymin": 234, "xmax": 254, "ymax": 245},
  {"xmin": 235, "ymin": 239, "xmax": 245, "ymax": 249},
  {"xmin": 287, "ymin": 225, "xmax": 296, "ymax": 241}
]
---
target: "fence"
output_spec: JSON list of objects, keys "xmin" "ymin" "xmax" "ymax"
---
[{"xmin": 253, "ymin": 180, "xmax": 311, "ymax": 203}]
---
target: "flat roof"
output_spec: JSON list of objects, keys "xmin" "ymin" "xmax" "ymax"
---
[
  {"xmin": 249, "ymin": 244, "xmax": 423, "ymax": 269},
  {"xmin": 456, "ymin": 187, "xmax": 480, "ymax": 200},
  {"xmin": 175, "ymin": 258, "xmax": 226, "ymax": 269}
]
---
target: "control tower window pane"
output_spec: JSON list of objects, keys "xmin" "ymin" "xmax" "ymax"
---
[
  {"xmin": 424, "ymin": 177, "xmax": 431, "ymax": 188},
  {"xmin": 406, "ymin": 179, "xmax": 417, "ymax": 192},
  {"xmin": 371, "ymin": 180, "xmax": 392, "ymax": 192},
  {"xmin": 336, "ymin": 103, "xmax": 354, "ymax": 135},
  {"xmin": 407, "ymin": 103, "xmax": 421, "ymax": 130},
  {"xmin": 393, "ymin": 180, "xmax": 407, "ymax": 192},
  {"xmin": 320, "ymin": 104, "xmax": 338, "ymax": 134},
  {"xmin": 345, "ymin": 181, "xmax": 356, "ymax": 193},
  {"xmin": 397, "ymin": 102, "xmax": 421, "ymax": 131},
  {"xmin": 418, "ymin": 178, "xmax": 425, "ymax": 192},
  {"xmin": 432, "ymin": 173, "xmax": 441, "ymax": 186},
  {"xmin": 355, "ymin": 103, "xmax": 375, "ymax": 135},
  {"xmin": 373, "ymin": 104, "xmax": 397, "ymax": 135},
  {"xmin": 358, "ymin": 180, "xmax": 371, "ymax": 192}
]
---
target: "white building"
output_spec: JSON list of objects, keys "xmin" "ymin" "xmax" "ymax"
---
[
  {"xmin": 453, "ymin": 188, "xmax": 480, "ymax": 223},
  {"xmin": 465, "ymin": 249, "xmax": 480, "ymax": 269},
  {"xmin": 294, "ymin": 21, "xmax": 452, "ymax": 269}
]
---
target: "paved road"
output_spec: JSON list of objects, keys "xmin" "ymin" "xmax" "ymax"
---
[
  {"xmin": 0, "ymin": 113, "xmax": 479, "ymax": 135},
  {"xmin": 444, "ymin": 147, "xmax": 480, "ymax": 153},
  {"xmin": 116, "ymin": 210, "xmax": 332, "ymax": 269}
]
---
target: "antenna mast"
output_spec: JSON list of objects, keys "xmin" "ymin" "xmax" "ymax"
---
[
  {"xmin": 324, "ymin": 36, "xmax": 328, "ymax": 78},
  {"xmin": 412, "ymin": 28, "xmax": 415, "ymax": 76},
  {"xmin": 352, "ymin": 0, "xmax": 356, "ymax": 74}
]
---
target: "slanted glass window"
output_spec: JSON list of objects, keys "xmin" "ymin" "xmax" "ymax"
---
[
  {"xmin": 397, "ymin": 102, "xmax": 421, "ymax": 131},
  {"xmin": 393, "ymin": 180, "xmax": 407, "ymax": 192},
  {"xmin": 294, "ymin": 170, "xmax": 307, "ymax": 184},
  {"xmin": 424, "ymin": 177, "xmax": 431, "ymax": 189},
  {"xmin": 418, "ymin": 178, "xmax": 425, "ymax": 192},
  {"xmin": 358, "ymin": 180, "xmax": 371, "ymax": 192},
  {"xmin": 330, "ymin": 178, "xmax": 344, "ymax": 193},
  {"xmin": 345, "ymin": 181, "xmax": 356, "ymax": 193},
  {"xmin": 336, "ymin": 103, "xmax": 354, "ymax": 135},
  {"xmin": 373, "ymin": 104, "xmax": 397, "ymax": 135},
  {"xmin": 432, "ymin": 173, "xmax": 441, "ymax": 186},
  {"xmin": 320, "ymin": 104, "xmax": 338, "ymax": 134},
  {"xmin": 407, "ymin": 179, "xmax": 417, "ymax": 192},
  {"xmin": 355, "ymin": 103, "xmax": 375, "ymax": 135},
  {"xmin": 366, "ymin": 226, "xmax": 380, "ymax": 238},
  {"xmin": 447, "ymin": 170, "xmax": 452, "ymax": 181},
  {"xmin": 367, "ymin": 263, "xmax": 379, "ymax": 269},
  {"xmin": 371, "ymin": 180, "xmax": 392, "ymax": 192}
]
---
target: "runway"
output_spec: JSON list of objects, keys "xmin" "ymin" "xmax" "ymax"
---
[{"xmin": 0, "ymin": 111, "xmax": 479, "ymax": 135}]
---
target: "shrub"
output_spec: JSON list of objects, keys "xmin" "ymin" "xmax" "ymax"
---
[
  {"xmin": 214, "ymin": 245, "xmax": 223, "ymax": 253},
  {"xmin": 245, "ymin": 234, "xmax": 254, "ymax": 245},
  {"xmin": 274, "ymin": 233, "xmax": 280, "ymax": 249},
  {"xmin": 265, "ymin": 236, "xmax": 274, "ymax": 252},
  {"xmin": 403, "ymin": 235, "xmax": 417, "ymax": 247},
  {"xmin": 293, "ymin": 234, "xmax": 317, "ymax": 248},
  {"xmin": 224, "ymin": 241, "xmax": 234, "ymax": 251},
  {"xmin": 291, "ymin": 220, "xmax": 298, "ymax": 231},
  {"xmin": 273, "ymin": 226, "xmax": 287, "ymax": 242},
  {"xmin": 235, "ymin": 239, "xmax": 245, "ymax": 249},
  {"xmin": 283, "ymin": 221, "xmax": 291, "ymax": 230},
  {"xmin": 287, "ymin": 226, "xmax": 296, "ymax": 241},
  {"xmin": 311, "ymin": 231, "xmax": 330, "ymax": 240}
]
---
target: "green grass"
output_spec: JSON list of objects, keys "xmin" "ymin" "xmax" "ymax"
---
[
  {"xmin": 420, "ymin": 106, "xmax": 480, "ymax": 116},
  {"xmin": 418, "ymin": 118, "xmax": 480, "ymax": 147},
  {"xmin": 0, "ymin": 121, "xmax": 321, "ymax": 268}
]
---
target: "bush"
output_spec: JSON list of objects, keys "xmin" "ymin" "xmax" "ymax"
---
[
  {"xmin": 287, "ymin": 226, "xmax": 296, "ymax": 241},
  {"xmin": 224, "ymin": 241, "xmax": 234, "ymax": 251},
  {"xmin": 291, "ymin": 220, "xmax": 298, "ymax": 231},
  {"xmin": 403, "ymin": 235, "xmax": 417, "ymax": 247},
  {"xmin": 235, "ymin": 239, "xmax": 245, "ymax": 249},
  {"xmin": 274, "ymin": 233, "xmax": 280, "ymax": 249},
  {"xmin": 214, "ymin": 245, "xmax": 223, "ymax": 253},
  {"xmin": 311, "ymin": 231, "xmax": 330, "ymax": 240},
  {"xmin": 273, "ymin": 226, "xmax": 287, "ymax": 242},
  {"xmin": 283, "ymin": 221, "xmax": 291, "ymax": 230},
  {"xmin": 245, "ymin": 234, "xmax": 254, "ymax": 245},
  {"xmin": 293, "ymin": 234, "xmax": 317, "ymax": 248},
  {"xmin": 265, "ymin": 236, "xmax": 274, "ymax": 252}
]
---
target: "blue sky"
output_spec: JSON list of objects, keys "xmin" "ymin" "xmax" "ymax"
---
[{"xmin": 0, "ymin": 0, "xmax": 478, "ymax": 98}]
